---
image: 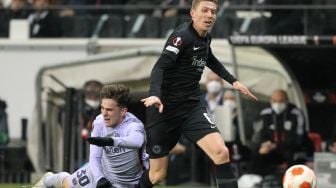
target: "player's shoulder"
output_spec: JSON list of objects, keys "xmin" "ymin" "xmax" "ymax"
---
[
  {"xmin": 174, "ymin": 22, "xmax": 191, "ymax": 34},
  {"xmin": 124, "ymin": 112, "xmax": 144, "ymax": 129},
  {"xmin": 92, "ymin": 114, "xmax": 104, "ymax": 128},
  {"xmin": 170, "ymin": 22, "xmax": 194, "ymax": 44}
]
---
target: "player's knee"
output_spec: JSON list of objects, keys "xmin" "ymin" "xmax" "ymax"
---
[
  {"xmin": 61, "ymin": 177, "xmax": 70, "ymax": 188},
  {"xmin": 150, "ymin": 169, "xmax": 167, "ymax": 185},
  {"xmin": 211, "ymin": 146, "xmax": 230, "ymax": 164}
]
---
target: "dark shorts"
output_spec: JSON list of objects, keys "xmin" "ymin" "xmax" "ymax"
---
[{"xmin": 145, "ymin": 101, "xmax": 219, "ymax": 159}]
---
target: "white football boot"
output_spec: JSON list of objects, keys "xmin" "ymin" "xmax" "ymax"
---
[{"xmin": 33, "ymin": 172, "xmax": 54, "ymax": 188}]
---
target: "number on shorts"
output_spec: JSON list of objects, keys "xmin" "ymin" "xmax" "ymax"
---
[
  {"xmin": 203, "ymin": 113, "xmax": 215, "ymax": 124},
  {"xmin": 76, "ymin": 169, "xmax": 90, "ymax": 186}
]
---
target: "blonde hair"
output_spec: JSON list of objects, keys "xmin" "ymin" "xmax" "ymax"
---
[{"xmin": 191, "ymin": 0, "xmax": 218, "ymax": 9}]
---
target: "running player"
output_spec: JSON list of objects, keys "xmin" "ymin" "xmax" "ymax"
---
[{"xmin": 138, "ymin": 0, "xmax": 257, "ymax": 188}]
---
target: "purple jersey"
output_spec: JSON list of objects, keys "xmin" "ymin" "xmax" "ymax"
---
[{"xmin": 89, "ymin": 112, "xmax": 146, "ymax": 185}]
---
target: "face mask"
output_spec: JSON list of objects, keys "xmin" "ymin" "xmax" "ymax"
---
[
  {"xmin": 223, "ymin": 100, "xmax": 237, "ymax": 110},
  {"xmin": 85, "ymin": 99, "xmax": 100, "ymax": 109},
  {"xmin": 206, "ymin": 80, "xmax": 222, "ymax": 94},
  {"xmin": 271, "ymin": 102, "xmax": 287, "ymax": 114}
]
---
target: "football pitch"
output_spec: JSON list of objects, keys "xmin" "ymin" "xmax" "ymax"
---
[{"xmin": 0, "ymin": 184, "xmax": 212, "ymax": 188}]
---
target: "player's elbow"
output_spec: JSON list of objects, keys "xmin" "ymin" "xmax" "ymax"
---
[{"xmin": 133, "ymin": 143, "xmax": 143, "ymax": 148}]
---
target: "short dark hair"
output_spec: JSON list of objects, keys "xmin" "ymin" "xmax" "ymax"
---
[
  {"xmin": 192, "ymin": 0, "xmax": 218, "ymax": 9},
  {"xmin": 100, "ymin": 84, "xmax": 131, "ymax": 107},
  {"xmin": 83, "ymin": 80, "xmax": 103, "ymax": 98}
]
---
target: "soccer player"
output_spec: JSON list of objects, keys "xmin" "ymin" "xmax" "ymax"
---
[
  {"xmin": 138, "ymin": 0, "xmax": 257, "ymax": 188},
  {"xmin": 34, "ymin": 84, "xmax": 148, "ymax": 188}
]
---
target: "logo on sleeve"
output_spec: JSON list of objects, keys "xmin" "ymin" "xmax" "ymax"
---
[
  {"xmin": 166, "ymin": 45, "xmax": 179, "ymax": 54},
  {"xmin": 172, "ymin": 37, "xmax": 182, "ymax": 46}
]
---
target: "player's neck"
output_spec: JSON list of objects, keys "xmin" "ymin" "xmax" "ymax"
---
[
  {"xmin": 198, "ymin": 30, "xmax": 207, "ymax": 37},
  {"xmin": 192, "ymin": 23, "xmax": 207, "ymax": 37}
]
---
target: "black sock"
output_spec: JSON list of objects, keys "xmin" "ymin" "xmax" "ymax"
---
[
  {"xmin": 215, "ymin": 163, "xmax": 238, "ymax": 188},
  {"xmin": 138, "ymin": 170, "xmax": 153, "ymax": 188}
]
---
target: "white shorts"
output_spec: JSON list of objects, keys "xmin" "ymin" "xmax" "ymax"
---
[{"xmin": 66, "ymin": 164, "xmax": 138, "ymax": 188}]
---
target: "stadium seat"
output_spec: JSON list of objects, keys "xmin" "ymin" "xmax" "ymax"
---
[
  {"xmin": 160, "ymin": 16, "xmax": 178, "ymax": 38},
  {"xmin": 60, "ymin": 16, "xmax": 75, "ymax": 37},
  {"xmin": 0, "ymin": 11, "xmax": 9, "ymax": 38},
  {"xmin": 178, "ymin": 15, "xmax": 190, "ymax": 25},
  {"xmin": 99, "ymin": 15, "xmax": 125, "ymax": 38},
  {"xmin": 323, "ymin": 9, "xmax": 336, "ymax": 34},
  {"xmin": 125, "ymin": 14, "xmax": 146, "ymax": 38},
  {"xmin": 308, "ymin": 132, "xmax": 322, "ymax": 152},
  {"xmin": 246, "ymin": 17, "xmax": 268, "ymax": 35},
  {"xmin": 211, "ymin": 11, "xmax": 242, "ymax": 38},
  {"xmin": 144, "ymin": 16, "xmax": 160, "ymax": 38},
  {"xmin": 306, "ymin": 10, "xmax": 326, "ymax": 35},
  {"xmin": 72, "ymin": 15, "xmax": 95, "ymax": 38}
]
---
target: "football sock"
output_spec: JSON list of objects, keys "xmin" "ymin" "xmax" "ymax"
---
[
  {"xmin": 215, "ymin": 163, "xmax": 238, "ymax": 188},
  {"xmin": 138, "ymin": 170, "xmax": 153, "ymax": 188},
  {"xmin": 44, "ymin": 172, "xmax": 70, "ymax": 187}
]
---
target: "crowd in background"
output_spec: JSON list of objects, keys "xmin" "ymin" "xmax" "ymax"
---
[{"xmin": 1, "ymin": 0, "xmax": 336, "ymax": 38}]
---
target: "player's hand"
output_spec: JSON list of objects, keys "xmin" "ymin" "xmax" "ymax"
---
[
  {"xmin": 96, "ymin": 177, "xmax": 112, "ymax": 188},
  {"xmin": 259, "ymin": 140, "xmax": 276, "ymax": 154},
  {"xmin": 87, "ymin": 137, "xmax": 114, "ymax": 146},
  {"xmin": 232, "ymin": 81, "xmax": 258, "ymax": 101},
  {"xmin": 141, "ymin": 96, "xmax": 164, "ymax": 113}
]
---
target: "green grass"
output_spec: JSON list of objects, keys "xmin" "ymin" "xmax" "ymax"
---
[
  {"xmin": 0, "ymin": 184, "xmax": 25, "ymax": 188},
  {"xmin": 0, "ymin": 184, "xmax": 211, "ymax": 188}
]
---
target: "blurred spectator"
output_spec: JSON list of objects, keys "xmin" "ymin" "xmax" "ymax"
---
[
  {"xmin": 256, "ymin": 89, "xmax": 314, "ymax": 165},
  {"xmin": 247, "ymin": 140, "xmax": 284, "ymax": 177},
  {"xmin": 246, "ymin": 89, "xmax": 316, "ymax": 185},
  {"xmin": 152, "ymin": 0, "xmax": 190, "ymax": 18},
  {"xmin": 75, "ymin": 80, "xmax": 102, "ymax": 164},
  {"xmin": 86, "ymin": 0, "xmax": 125, "ymax": 5},
  {"xmin": 7, "ymin": 0, "xmax": 30, "ymax": 18},
  {"xmin": 0, "ymin": 0, "xmax": 30, "ymax": 37},
  {"xmin": 201, "ymin": 72, "xmax": 241, "ymax": 143},
  {"xmin": 57, "ymin": 0, "xmax": 79, "ymax": 17},
  {"xmin": 201, "ymin": 71, "xmax": 225, "ymax": 116},
  {"xmin": 243, "ymin": 139, "xmax": 284, "ymax": 188},
  {"xmin": 0, "ymin": 98, "xmax": 9, "ymax": 146},
  {"xmin": 80, "ymin": 80, "xmax": 103, "ymax": 139},
  {"xmin": 264, "ymin": 0, "xmax": 305, "ymax": 35},
  {"xmin": 28, "ymin": 0, "xmax": 62, "ymax": 37},
  {"xmin": 0, "ymin": 1, "xmax": 7, "ymax": 37},
  {"xmin": 85, "ymin": 0, "xmax": 126, "ymax": 15}
]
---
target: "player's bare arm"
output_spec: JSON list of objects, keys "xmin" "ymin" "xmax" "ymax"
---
[{"xmin": 232, "ymin": 81, "xmax": 258, "ymax": 101}]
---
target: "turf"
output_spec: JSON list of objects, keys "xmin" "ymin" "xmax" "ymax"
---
[{"xmin": 0, "ymin": 184, "xmax": 212, "ymax": 188}]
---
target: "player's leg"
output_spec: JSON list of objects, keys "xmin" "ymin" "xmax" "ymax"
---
[
  {"xmin": 45, "ymin": 172, "xmax": 70, "ymax": 188},
  {"xmin": 184, "ymin": 106, "xmax": 238, "ymax": 188},
  {"xmin": 63, "ymin": 164, "xmax": 96, "ymax": 188},
  {"xmin": 197, "ymin": 132, "xmax": 238, "ymax": 188},
  {"xmin": 62, "ymin": 178, "xmax": 72, "ymax": 188},
  {"xmin": 138, "ymin": 106, "xmax": 181, "ymax": 187},
  {"xmin": 138, "ymin": 157, "xmax": 169, "ymax": 187},
  {"xmin": 33, "ymin": 172, "xmax": 55, "ymax": 188}
]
